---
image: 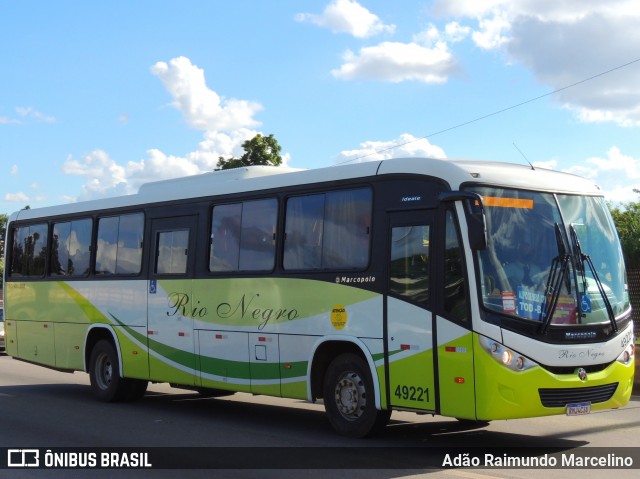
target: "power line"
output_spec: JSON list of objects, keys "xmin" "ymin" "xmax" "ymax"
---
[{"xmin": 340, "ymin": 56, "xmax": 640, "ymax": 164}]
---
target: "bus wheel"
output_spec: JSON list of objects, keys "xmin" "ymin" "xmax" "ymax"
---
[
  {"xmin": 89, "ymin": 340, "xmax": 129, "ymax": 402},
  {"xmin": 323, "ymin": 353, "xmax": 389, "ymax": 437},
  {"xmin": 125, "ymin": 379, "xmax": 149, "ymax": 401}
]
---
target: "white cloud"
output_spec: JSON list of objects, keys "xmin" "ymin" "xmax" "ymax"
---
[
  {"xmin": 2, "ymin": 107, "xmax": 55, "ymax": 125},
  {"xmin": 60, "ymin": 56, "xmax": 286, "ymax": 202},
  {"xmin": 11, "ymin": 165, "xmax": 19, "ymax": 176},
  {"xmin": 471, "ymin": 11, "xmax": 510, "ymax": 49},
  {"xmin": 531, "ymin": 159, "xmax": 558, "ymax": 170},
  {"xmin": 150, "ymin": 56, "xmax": 263, "ymax": 131},
  {"xmin": 332, "ymin": 41, "xmax": 456, "ymax": 83},
  {"xmin": 443, "ymin": 21, "xmax": 472, "ymax": 43},
  {"xmin": 431, "ymin": 0, "xmax": 640, "ymax": 127},
  {"xmin": 15, "ymin": 106, "xmax": 56, "ymax": 123},
  {"xmin": 62, "ymin": 150, "xmax": 129, "ymax": 200},
  {"xmin": 334, "ymin": 133, "xmax": 447, "ymax": 163},
  {"xmin": 4, "ymin": 192, "xmax": 30, "ymax": 203},
  {"xmin": 0, "ymin": 116, "xmax": 20, "ymax": 125},
  {"xmin": 559, "ymin": 147, "xmax": 640, "ymax": 203},
  {"xmin": 62, "ymin": 128, "xmax": 268, "ymax": 201},
  {"xmin": 413, "ymin": 22, "xmax": 470, "ymax": 47},
  {"xmin": 295, "ymin": 0, "xmax": 395, "ymax": 38}
]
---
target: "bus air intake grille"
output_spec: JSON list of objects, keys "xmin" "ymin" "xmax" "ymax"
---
[{"xmin": 538, "ymin": 383, "xmax": 618, "ymax": 408}]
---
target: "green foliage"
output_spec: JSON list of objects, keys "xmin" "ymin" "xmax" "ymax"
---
[
  {"xmin": 610, "ymin": 190, "xmax": 640, "ymax": 270},
  {"xmin": 0, "ymin": 213, "xmax": 5, "ymax": 293},
  {"xmin": 216, "ymin": 134, "xmax": 283, "ymax": 170}
]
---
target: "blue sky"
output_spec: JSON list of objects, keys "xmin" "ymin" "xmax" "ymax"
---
[{"xmin": 2, "ymin": 0, "xmax": 640, "ymax": 214}]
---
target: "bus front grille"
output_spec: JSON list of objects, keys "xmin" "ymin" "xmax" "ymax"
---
[{"xmin": 538, "ymin": 383, "xmax": 618, "ymax": 408}]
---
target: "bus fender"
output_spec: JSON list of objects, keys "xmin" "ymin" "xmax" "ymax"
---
[
  {"xmin": 83, "ymin": 324, "xmax": 124, "ymax": 377},
  {"xmin": 306, "ymin": 335, "xmax": 382, "ymax": 410}
]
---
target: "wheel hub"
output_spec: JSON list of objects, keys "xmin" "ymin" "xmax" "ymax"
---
[
  {"xmin": 96, "ymin": 353, "xmax": 113, "ymax": 389},
  {"xmin": 334, "ymin": 372, "xmax": 366, "ymax": 420}
]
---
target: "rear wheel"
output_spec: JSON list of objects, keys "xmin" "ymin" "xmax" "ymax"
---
[
  {"xmin": 89, "ymin": 339, "xmax": 147, "ymax": 402},
  {"xmin": 323, "ymin": 353, "xmax": 390, "ymax": 437},
  {"xmin": 125, "ymin": 378, "xmax": 149, "ymax": 401}
]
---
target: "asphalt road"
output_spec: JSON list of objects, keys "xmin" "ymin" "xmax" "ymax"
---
[{"xmin": 0, "ymin": 354, "xmax": 638, "ymax": 479}]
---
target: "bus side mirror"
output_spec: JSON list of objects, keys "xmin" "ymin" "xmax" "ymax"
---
[{"xmin": 439, "ymin": 191, "xmax": 487, "ymax": 251}]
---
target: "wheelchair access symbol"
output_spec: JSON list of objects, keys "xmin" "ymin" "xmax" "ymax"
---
[{"xmin": 580, "ymin": 294, "xmax": 592, "ymax": 313}]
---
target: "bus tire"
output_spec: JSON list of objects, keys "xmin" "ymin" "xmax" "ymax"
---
[
  {"xmin": 125, "ymin": 379, "xmax": 149, "ymax": 401},
  {"xmin": 89, "ymin": 339, "xmax": 131, "ymax": 402},
  {"xmin": 323, "ymin": 353, "xmax": 389, "ymax": 438}
]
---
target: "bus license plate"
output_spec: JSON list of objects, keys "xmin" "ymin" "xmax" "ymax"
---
[{"xmin": 566, "ymin": 402, "xmax": 591, "ymax": 416}]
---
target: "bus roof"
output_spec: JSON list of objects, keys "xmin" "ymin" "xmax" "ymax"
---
[{"xmin": 9, "ymin": 157, "xmax": 602, "ymax": 222}]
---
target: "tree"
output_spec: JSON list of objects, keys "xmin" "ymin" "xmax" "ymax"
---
[
  {"xmin": 216, "ymin": 134, "xmax": 283, "ymax": 170},
  {"xmin": 0, "ymin": 213, "xmax": 7, "ymax": 258},
  {"xmin": 609, "ymin": 189, "xmax": 640, "ymax": 270},
  {"xmin": 1, "ymin": 213, "xmax": 6, "ymax": 293},
  {"xmin": 1, "ymin": 208, "xmax": 28, "ymax": 292}
]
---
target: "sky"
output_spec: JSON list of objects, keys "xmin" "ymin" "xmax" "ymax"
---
[{"xmin": 2, "ymin": 0, "xmax": 640, "ymax": 215}]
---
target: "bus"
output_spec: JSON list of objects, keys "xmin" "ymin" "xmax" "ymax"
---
[{"xmin": 3, "ymin": 157, "xmax": 634, "ymax": 437}]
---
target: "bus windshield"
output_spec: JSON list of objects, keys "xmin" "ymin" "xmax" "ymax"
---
[{"xmin": 469, "ymin": 187, "xmax": 630, "ymax": 326}]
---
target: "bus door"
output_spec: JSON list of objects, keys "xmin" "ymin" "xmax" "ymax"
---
[
  {"xmin": 147, "ymin": 216, "xmax": 198, "ymax": 385},
  {"xmin": 434, "ymin": 207, "xmax": 476, "ymax": 420},
  {"xmin": 386, "ymin": 210, "xmax": 436, "ymax": 411}
]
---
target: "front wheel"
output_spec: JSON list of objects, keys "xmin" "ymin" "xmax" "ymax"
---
[{"xmin": 323, "ymin": 353, "xmax": 390, "ymax": 437}]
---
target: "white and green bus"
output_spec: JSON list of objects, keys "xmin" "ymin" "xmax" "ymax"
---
[{"xmin": 3, "ymin": 158, "xmax": 634, "ymax": 437}]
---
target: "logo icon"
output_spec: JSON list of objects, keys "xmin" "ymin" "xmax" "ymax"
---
[
  {"xmin": 577, "ymin": 368, "xmax": 588, "ymax": 381},
  {"xmin": 7, "ymin": 449, "xmax": 40, "ymax": 467}
]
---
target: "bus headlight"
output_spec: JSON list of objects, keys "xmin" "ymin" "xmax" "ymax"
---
[
  {"xmin": 479, "ymin": 336, "xmax": 537, "ymax": 372},
  {"xmin": 617, "ymin": 343, "xmax": 634, "ymax": 365}
]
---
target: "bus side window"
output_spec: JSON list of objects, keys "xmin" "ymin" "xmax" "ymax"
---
[
  {"xmin": 238, "ymin": 199, "xmax": 277, "ymax": 271},
  {"xmin": 283, "ymin": 194, "xmax": 324, "ymax": 270},
  {"xmin": 210, "ymin": 198, "xmax": 277, "ymax": 273},
  {"xmin": 96, "ymin": 213, "xmax": 144, "ymax": 275},
  {"xmin": 210, "ymin": 203, "xmax": 242, "ymax": 272},
  {"xmin": 283, "ymin": 188, "xmax": 372, "ymax": 271},
  {"xmin": 323, "ymin": 188, "xmax": 371, "ymax": 269},
  {"xmin": 389, "ymin": 225, "xmax": 430, "ymax": 305},
  {"xmin": 10, "ymin": 223, "xmax": 48, "ymax": 277},
  {"xmin": 156, "ymin": 229, "xmax": 189, "ymax": 275},
  {"xmin": 51, "ymin": 219, "xmax": 92, "ymax": 277}
]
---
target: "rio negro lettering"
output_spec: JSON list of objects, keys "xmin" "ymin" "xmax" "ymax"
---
[
  {"xmin": 166, "ymin": 292, "xmax": 208, "ymax": 318},
  {"xmin": 216, "ymin": 293, "xmax": 299, "ymax": 330},
  {"xmin": 165, "ymin": 292, "xmax": 299, "ymax": 329}
]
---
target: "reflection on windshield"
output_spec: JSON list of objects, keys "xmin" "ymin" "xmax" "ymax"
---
[{"xmin": 469, "ymin": 187, "xmax": 630, "ymax": 326}]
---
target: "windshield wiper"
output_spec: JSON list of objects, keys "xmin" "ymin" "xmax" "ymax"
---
[
  {"xmin": 539, "ymin": 223, "xmax": 571, "ymax": 334},
  {"xmin": 569, "ymin": 225, "xmax": 618, "ymax": 332}
]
